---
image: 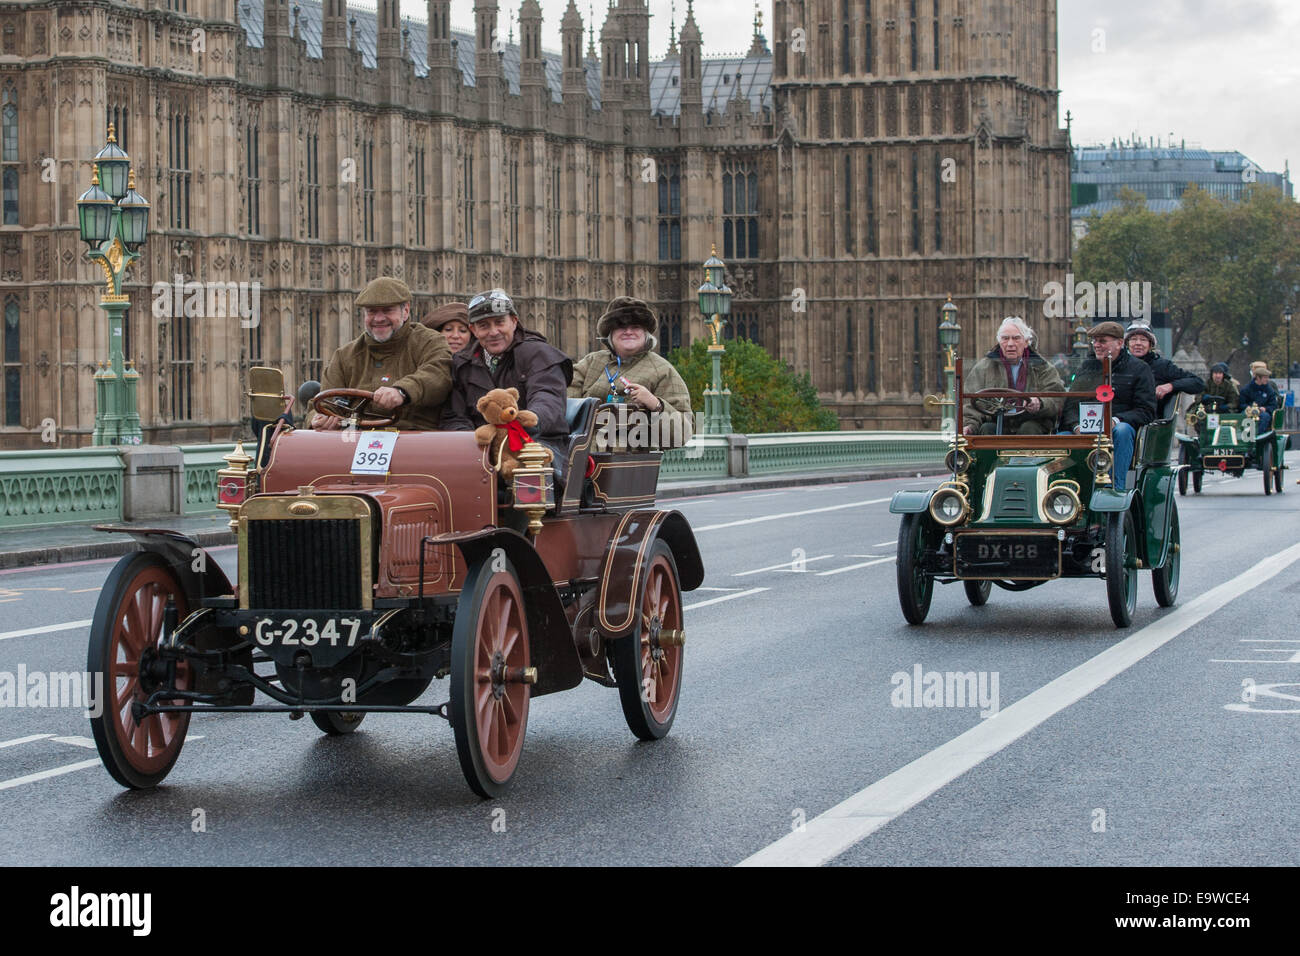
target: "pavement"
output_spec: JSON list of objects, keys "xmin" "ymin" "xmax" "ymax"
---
[{"xmin": 0, "ymin": 463, "xmax": 945, "ymax": 570}]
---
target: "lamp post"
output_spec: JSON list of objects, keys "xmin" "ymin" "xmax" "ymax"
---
[
  {"xmin": 1284, "ymin": 306, "xmax": 1293, "ymax": 400},
  {"xmin": 76, "ymin": 125, "xmax": 149, "ymax": 446},
  {"xmin": 923, "ymin": 297, "xmax": 961, "ymax": 434},
  {"xmin": 697, "ymin": 244, "xmax": 733, "ymax": 434}
]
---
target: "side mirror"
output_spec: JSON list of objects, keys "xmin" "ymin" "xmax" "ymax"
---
[{"xmin": 248, "ymin": 366, "xmax": 288, "ymax": 422}]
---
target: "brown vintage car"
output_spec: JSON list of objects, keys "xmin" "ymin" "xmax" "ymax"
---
[{"xmin": 86, "ymin": 368, "xmax": 704, "ymax": 797}]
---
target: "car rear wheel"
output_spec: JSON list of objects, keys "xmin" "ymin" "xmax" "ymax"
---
[
  {"xmin": 1274, "ymin": 446, "xmax": 1285, "ymax": 493},
  {"xmin": 450, "ymin": 558, "xmax": 530, "ymax": 799},
  {"xmin": 87, "ymin": 551, "xmax": 191, "ymax": 789},
  {"xmin": 1105, "ymin": 510, "xmax": 1138, "ymax": 628},
  {"xmin": 896, "ymin": 513, "xmax": 934, "ymax": 625},
  {"xmin": 1192, "ymin": 469, "xmax": 1203, "ymax": 494},
  {"xmin": 1262, "ymin": 443, "xmax": 1274, "ymax": 495},
  {"xmin": 963, "ymin": 579, "xmax": 992, "ymax": 606},
  {"xmin": 1177, "ymin": 447, "xmax": 1190, "ymax": 496},
  {"xmin": 611, "ymin": 540, "xmax": 684, "ymax": 741},
  {"xmin": 1153, "ymin": 501, "xmax": 1180, "ymax": 608},
  {"xmin": 310, "ymin": 711, "xmax": 365, "ymax": 735}
]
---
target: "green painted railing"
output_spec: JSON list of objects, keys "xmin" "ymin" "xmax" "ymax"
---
[
  {"xmin": 0, "ymin": 448, "xmax": 124, "ymax": 530},
  {"xmin": 660, "ymin": 436, "xmax": 730, "ymax": 478},
  {"xmin": 747, "ymin": 432, "xmax": 946, "ymax": 474},
  {"xmin": 181, "ymin": 444, "xmax": 237, "ymax": 514}
]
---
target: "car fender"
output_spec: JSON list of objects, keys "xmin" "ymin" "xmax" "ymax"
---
[
  {"xmin": 889, "ymin": 489, "xmax": 934, "ymax": 514},
  {"xmin": 93, "ymin": 527, "xmax": 235, "ymax": 605},
  {"xmin": 1088, "ymin": 487, "xmax": 1134, "ymax": 513},
  {"xmin": 437, "ymin": 528, "xmax": 584, "ymax": 698},
  {"xmin": 596, "ymin": 510, "xmax": 704, "ymax": 643}
]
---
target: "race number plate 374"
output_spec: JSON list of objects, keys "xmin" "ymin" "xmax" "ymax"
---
[
  {"xmin": 351, "ymin": 431, "xmax": 398, "ymax": 475},
  {"xmin": 1077, "ymin": 403, "xmax": 1105, "ymax": 434}
]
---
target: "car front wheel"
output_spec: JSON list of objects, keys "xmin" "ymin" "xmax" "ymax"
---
[{"xmin": 1105, "ymin": 510, "xmax": 1138, "ymax": 628}]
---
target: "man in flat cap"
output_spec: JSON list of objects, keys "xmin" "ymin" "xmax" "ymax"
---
[
  {"xmin": 1239, "ymin": 364, "xmax": 1281, "ymax": 417},
  {"xmin": 1062, "ymin": 320, "xmax": 1157, "ymax": 489},
  {"xmin": 442, "ymin": 289, "xmax": 573, "ymax": 465},
  {"xmin": 310, "ymin": 276, "xmax": 452, "ymax": 430}
]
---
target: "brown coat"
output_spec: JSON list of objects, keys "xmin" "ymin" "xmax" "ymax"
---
[
  {"xmin": 442, "ymin": 327, "xmax": 573, "ymax": 444},
  {"xmin": 320, "ymin": 320, "xmax": 452, "ymax": 430}
]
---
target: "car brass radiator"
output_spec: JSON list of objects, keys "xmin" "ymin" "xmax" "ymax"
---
[{"xmin": 247, "ymin": 519, "xmax": 363, "ymax": 609}]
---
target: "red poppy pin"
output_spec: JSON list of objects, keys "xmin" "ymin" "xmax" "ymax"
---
[{"xmin": 1095, "ymin": 385, "xmax": 1114, "ymax": 402}]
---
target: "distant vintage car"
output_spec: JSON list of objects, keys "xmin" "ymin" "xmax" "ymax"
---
[
  {"xmin": 1177, "ymin": 396, "xmax": 1287, "ymax": 495},
  {"xmin": 889, "ymin": 358, "xmax": 1180, "ymax": 629},
  {"xmin": 86, "ymin": 368, "xmax": 703, "ymax": 798}
]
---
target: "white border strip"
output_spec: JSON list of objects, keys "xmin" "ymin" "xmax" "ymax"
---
[
  {"xmin": 0, "ymin": 620, "xmax": 92, "ymax": 642},
  {"xmin": 739, "ymin": 539, "xmax": 1300, "ymax": 867}
]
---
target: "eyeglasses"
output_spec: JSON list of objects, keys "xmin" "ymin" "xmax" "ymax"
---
[{"xmin": 467, "ymin": 290, "xmax": 516, "ymax": 321}]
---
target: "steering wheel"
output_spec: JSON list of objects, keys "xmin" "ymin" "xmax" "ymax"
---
[
  {"xmin": 969, "ymin": 387, "xmax": 1026, "ymax": 418},
  {"xmin": 311, "ymin": 388, "xmax": 399, "ymax": 428}
]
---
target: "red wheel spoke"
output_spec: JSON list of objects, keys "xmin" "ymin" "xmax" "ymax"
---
[
  {"xmin": 495, "ymin": 593, "xmax": 513, "ymax": 649},
  {"xmin": 501, "ymin": 626, "xmax": 522, "ymax": 661}
]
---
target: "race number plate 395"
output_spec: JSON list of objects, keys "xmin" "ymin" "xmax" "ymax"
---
[
  {"xmin": 351, "ymin": 431, "xmax": 397, "ymax": 475},
  {"xmin": 953, "ymin": 532, "xmax": 1061, "ymax": 580}
]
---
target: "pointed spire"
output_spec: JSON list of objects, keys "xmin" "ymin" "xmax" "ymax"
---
[
  {"xmin": 668, "ymin": 0, "xmax": 678, "ymax": 56},
  {"xmin": 587, "ymin": 3, "xmax": 597, "ymax": 57}
]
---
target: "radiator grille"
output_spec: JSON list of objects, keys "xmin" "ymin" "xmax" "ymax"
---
[
  {"xmin": 248, "ymin": 519, "xmax": 362, "ymax": 609},
  {"xmin": 998, "ymin": 484, "xmax": 1032, "ymax": 517}
]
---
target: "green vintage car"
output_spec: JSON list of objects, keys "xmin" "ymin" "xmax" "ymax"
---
[
  {"xmin": 889, "ymin": 358, "xmax": 1180, "ymax": 629},
  {"xmin": 1177, "ymin": 397, "xmax": 1287, "ymax": 495}
]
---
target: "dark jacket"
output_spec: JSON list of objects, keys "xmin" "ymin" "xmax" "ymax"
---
[
  {"xmin": 320, "ymin": 320, "xmax": 452, "ymax": 430},
  {"xmin": 443, "ymin": 326, "xmax": 573, "ymax": 444},
  {"xmin": 1239, "ymin": 379, "xmax": 1280, "ymax": 416},
  {"xmin": 1136, "ymin": 351, "xmax": 1203, "ymax": 395},
  {"xmin": 1201, "ymin": 376, "xmax": 1239, "ymax": 411},
  {"xmin": 1063, "ymin": 349, "xmax": 1157, "ymax": 431}
]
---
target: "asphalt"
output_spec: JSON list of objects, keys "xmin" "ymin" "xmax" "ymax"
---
[{"xmin": 0, "ymin": 463, "xmax": 945, "ymax": 570}]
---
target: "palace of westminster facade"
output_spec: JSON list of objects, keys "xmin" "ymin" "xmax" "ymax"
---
[{"xmin": 0, "ymin": 0, "xmax": 1070, "ymax": 447}]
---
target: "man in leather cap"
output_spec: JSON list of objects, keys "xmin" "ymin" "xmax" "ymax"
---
[{"xmin": 311, "ymin": 276, "xmax": 452, "ymax": 430}]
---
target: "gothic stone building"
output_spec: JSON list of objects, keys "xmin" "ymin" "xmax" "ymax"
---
[{"xmin": 0, "ymin": 0, "xmax": 1071, "ymax": 448}]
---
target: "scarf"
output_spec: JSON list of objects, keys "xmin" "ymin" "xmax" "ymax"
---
[
  {"xmin": 1000, "ymin": 351, "xmax": 1029, "ymax": 392},
  {"xmin": 498, "ymin": 419, "xmax": 531, "ymax": 452}
]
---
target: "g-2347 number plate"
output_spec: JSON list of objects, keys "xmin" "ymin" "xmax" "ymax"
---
[
  {"xmin": 953, "ymin": 532, "xmax": 1061, "ymax": 580},
  {"xmin": 253, "ymin": 616, "xmax": 364, "ymax": 649}
]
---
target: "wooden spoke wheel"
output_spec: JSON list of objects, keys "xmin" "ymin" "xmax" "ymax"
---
[
  {"xmin": 450, "ymin": 559, "xmax": 531, "ymax": 798},
  {"xmin": 1105, "ymin": 510, "xmax": 1138, "ymax": 628},
  {"xmin": 1153, "ymin": 500, "xmax": 1180, "ymax": 608},
  {"xmin": 612, "ymin": 540, "xmax": 684, "ymax": 741},
  {"xmin": 310, "ymin": 711, "xmax": 366, "ymax": 735},
  {"xmin": 87, "ymin": 552, "xmax": 191, "ymax": 789},
  {"xmin": 963, "ymin": 579, "xmax": 992, "ymax": 606},
  {"xmin": 896, "ymin": 512, "xmax": 934, "ymax": 625}
]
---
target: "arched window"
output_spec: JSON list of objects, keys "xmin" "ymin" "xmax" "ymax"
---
[
  {"xmin": 4, "ymin": 295, "xmax": 20, "ymax": 426},
  {"xmin": 1, "ymin": 87, "xmax": 16, "ymax": 225}
]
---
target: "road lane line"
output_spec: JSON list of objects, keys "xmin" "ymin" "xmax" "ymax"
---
[
  {"xmin": 740, "ymin": 493, "xmax": 786, "ymax": 500},
  {"xmin": 0, "ymin": 734, "xmax": 55, "ymax": 750},
  {"xmin": 739, "ymin": 538, "xmax": 1300, "ymax": 867},
  {"xmin": 693, "ymin": 498, "xmax": 891, "ymax": 533},
  {"xmin": 0, "ymin": 620, "xmax": 93, "ymax": 642},
  {"xmin": 874, "ymin": 541, "xmax": 895, "ymax": 547},
  {"xmin": 684, "ymin": 587, "xmax": 769, "ymax": 611},
  {"xmin": 51, "ymin": 736, "xmax": 97, "ymax": 749},
  {"xmin": 733, "ymin": 555, "xmax": 834, "ymax": 577},
  {"xmin": 0, "ymin": 759, "xmax": 102, "ymax": 791},
  {"xmin": 815, "ymin": 557, "xmax": 895, "ymax": 576}
]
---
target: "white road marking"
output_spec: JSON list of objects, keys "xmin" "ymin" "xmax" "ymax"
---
[
  {"xmin": 733, "ymin": 555, "xmax": 834, "ymax": 577},
  {"xmin": 693, "ymin": 586, "xmax": 746, "ymax": 592},
  {"xmin": 739, "ymin": 538, "xmax": 1300, "ymax": 867},
  {"xmin": 51, "ymin": 736, "xmax": 97, "ymax": 749},
  {"xmin": 874, "ymin": 541, "xmax": 896, "ymax": 548},
  {"xmin": 0, "ymin": 619, "xmax": 93, "ymax": 642},
  {"xmin": 0, "ymin": 734, "xmax": 54, "ymax": 750},
  {"xmin": 683, "ymin": 587, "xmax": 769, "ymax": 611},
  {"xmin": 0, "ymin": 759, "xmax": 102, "ymax": 791},
  {"xmin": 740, "ymin": 492, "xmax": 786, "ymax": 500},
  {"xmin": 693, "ymin": 498, "xmax": 891, "ymax": 533},
  {"xmin": 816, "ymin": 557, "xmax": 895, "ymax": 576}
]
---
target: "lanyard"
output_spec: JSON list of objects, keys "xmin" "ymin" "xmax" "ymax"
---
[{"xmin": 603, "ymin": 356, "xmax": 623, "ymax": 402}]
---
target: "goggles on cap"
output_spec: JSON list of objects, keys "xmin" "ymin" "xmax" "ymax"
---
[{"xmin": 467, "ymin": 290, "xmax": 516, "ymax": 321}]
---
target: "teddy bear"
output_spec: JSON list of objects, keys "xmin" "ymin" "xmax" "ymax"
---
[{"xmin": 473, "ymin": 387, "xmax": 550, "ymax": 478}]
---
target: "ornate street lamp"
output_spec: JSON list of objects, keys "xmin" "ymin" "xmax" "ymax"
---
[
  {"xmin": 1284, "ymin": 306, "xmax": 1293, "ymax": 399},
  {"xmin": 924, "ymin": 297, "xmax": 962, "ymax": 434},
  {"xmin": 697, "ymin": 244, "xmax": 733, "ymax": 433},
  {"xmin": 75, "ymin": 125, "xmax": 149, "ymax": 445}
]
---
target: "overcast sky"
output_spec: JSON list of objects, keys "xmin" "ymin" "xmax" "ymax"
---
[{"xmin": 401, "ymin": 0, "xmax": 1295, "ymax": 176}]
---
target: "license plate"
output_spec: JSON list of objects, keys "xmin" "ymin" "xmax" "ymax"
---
[
  {"xmin": 954, "ymin": 533, "xmax": 1061, "ymax": 580},
  {"xmin": 252, "ymin": 616, "xmax": 365, "ymax": 649}
]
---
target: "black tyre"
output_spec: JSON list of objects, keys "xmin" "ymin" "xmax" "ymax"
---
[
  {"xmin": 896, "ymin": 513, "xmax": 934, "ymax": 625},
  {"xmin": 87, "ymin": 551, "xmax": 191, "ymax": 789},
  {"xmin": 963, "ymin": 579, "xmax": 992, "ymax": 606},
  {"xmin": 1192, "ymin": 469, "xmax": 1203, "ymax": 494},
  {"xmin": 449, "ymin": 557, "xmax": 530, "ymax": 799},
  {"xmin": 1105, "ymin": 510, "xmax": 1138, "ymax": 628},
  {"xmin": 611, "ymin": 540, "xmax": 684, "ymax": 741},
  {"xmin": 1274, "ymin": 447, "xmax": 1285, "ymax": 493},
  {"xmin": 1177, "ymin": 446, "xmax": 1190, "ymax": 496},
  {"xmin": 310, "ymin": 711, "xmax": 365, "ymax": 735},
  {"xmin": 1262, "ymin": 443, "xmax": 1274, "ymax": 495},
  {"xmin": 1152, "ymin": 501, "xmax": 1180, "ymax": 608}
]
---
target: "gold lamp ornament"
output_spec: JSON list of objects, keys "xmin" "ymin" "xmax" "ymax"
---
[{"xmin": 511, "ymin": 440, "xmax": 555, "ymax": 536}]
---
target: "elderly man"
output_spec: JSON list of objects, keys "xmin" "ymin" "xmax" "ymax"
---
[
  {"xmin": 1063, "ymin": 321, "xmax": 1157, "ymax": 490},
  {"xmin": 311, "ymin": 276, "xmax": 452, "ymax": 430},
  {"xmin": 1123, "ymin": 324, "xmax": 1203, "ymax": 404},
  {"xmin": 962, "ymin": 316, "xmax": 1065, "ymax": 435},
  {"xmin": 442, "ymin": 289, "xmax": 573, "ymax": 460},
  {"xmin": 1239, "ymin": 364, "xmax": 1281, "ymax": 417}
]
